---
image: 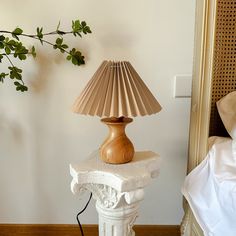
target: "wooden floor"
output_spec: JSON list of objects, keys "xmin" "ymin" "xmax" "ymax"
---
[{"xmin": 0, "ymin": 224, "xmax": 180, "ymax": 236}]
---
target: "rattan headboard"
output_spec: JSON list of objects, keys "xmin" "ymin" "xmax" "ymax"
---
[
  {"xmin": 209, "ymin": 0, "xmax": 236, "ymax": 137},
  {"xmin": 182, "ymin": 2, "xmax": 236, "ymax": 233}
]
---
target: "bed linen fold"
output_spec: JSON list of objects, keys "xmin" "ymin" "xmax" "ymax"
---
[{"xmin": 182, "ymin": 138, "xmax": 236, "ymax": 236}]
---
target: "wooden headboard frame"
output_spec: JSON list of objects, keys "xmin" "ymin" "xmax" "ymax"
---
[
  {"xmin": 182, "ymin": 1, "xmax": 236, "ymax": 235},
  {"xmin": 187, "ymin": 0, "xmax": 236, "ymax": 173}
]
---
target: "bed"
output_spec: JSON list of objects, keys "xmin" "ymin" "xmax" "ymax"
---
[{"xmin": 181, "ymin": 0, "xmax": 236, "ymax": 235}]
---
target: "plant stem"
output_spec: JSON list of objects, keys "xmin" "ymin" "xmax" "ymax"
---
[
  {"xmin": 0, "ymin": 30, "xmax": 74, "ymax": 38},
  {"xmin": 0, "ymin": 30, "xmax": 72, "ymax": 57},
  {"xmin": 1, "ymin": 52, "xmax": 33, "ymax": 56},
  {"xmin": 4, "ymin": 53, "xmax": 24, "ymax": 85}
]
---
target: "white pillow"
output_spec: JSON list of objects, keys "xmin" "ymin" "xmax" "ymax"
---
[{"xmin": 216, "ymin": 91, "xmax": 236, "ymax": 139}]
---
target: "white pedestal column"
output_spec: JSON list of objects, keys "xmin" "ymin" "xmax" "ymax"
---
[
  {"xmin": 70, "ymin": 151, "xmax": 160, "ymax": 236},
  {"xmin": 96, "ymin": 201, "xmax": 138, "ymax": 236}
]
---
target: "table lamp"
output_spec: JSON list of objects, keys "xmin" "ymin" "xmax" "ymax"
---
[{"xmin": 73, "ymin": 60, "xmax": 162, "ymax": 164}]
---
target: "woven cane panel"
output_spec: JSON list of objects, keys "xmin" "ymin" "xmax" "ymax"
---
[{"xmin": 210, "ymin": 0, "xmax": 236, "ymax": 136}]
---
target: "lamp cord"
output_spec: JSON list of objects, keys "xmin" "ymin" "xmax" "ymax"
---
[{"xmin": 76, "ymin": 192, "xmax": 93, "ymax": 236}]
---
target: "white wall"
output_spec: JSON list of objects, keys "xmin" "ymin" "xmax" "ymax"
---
[{"xmin": 0, "ymin": 0, "xmax": 195, "ymax": 224}]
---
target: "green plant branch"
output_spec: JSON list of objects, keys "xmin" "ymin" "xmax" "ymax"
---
[
  {"xmin": 5, "ymin": 53, "xmax": 16, "ymax": 70},
  {"xmin": 0, "ymin": 30, "xmax": 80, "ymax": 39},
  {"xmin": 1, "ymin": 52, "xmax": 33, "ymax": 56},
  {"xmin": 0, "ymin": 30, "xmax": 48, "ymax": 39},
  {"xmin": 1, "ymin": 36, "xmax": 71, "ymax": 68},
  {"xmin": 0, "ymin": 19, "xmax": 92, "ymax": 92},
  {"xmin": 4, "ymin": 53, "xmax": 27, "ymax": 91}
]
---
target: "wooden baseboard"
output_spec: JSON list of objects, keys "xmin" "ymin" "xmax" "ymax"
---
[
  {"xmin": 0, "ymin": 224, "xmax": 180, "ymax": 236},
  {"xmin": 134, "ymin": 225, "xmax": 180, "ymax": 236}
]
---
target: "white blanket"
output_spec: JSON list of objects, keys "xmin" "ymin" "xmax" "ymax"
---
[{"xmin": 182, "ymin": 138, "xmax": 236, "ymax": 236}]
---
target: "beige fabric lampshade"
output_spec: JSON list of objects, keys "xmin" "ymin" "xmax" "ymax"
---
[{"xmin": 73, "ymin": 61, "xmax": 162, "ymax": 117}]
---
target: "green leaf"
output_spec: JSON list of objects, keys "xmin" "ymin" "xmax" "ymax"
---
[
  {"xmin": 74, "ymin": 20, "xmax": 81, "ymax": 29},
  {"xmin": 81, "ymin": 21, "xmax": 86, "ymax": 27},
  {"xmin": 14, "ymin": 81, "xmax": 21, "ymax": 86},
  {"xmin": 31, "ymin": 46, "xmax": 36, "ymax": 58},
  {"xmin": 21, "ymin": 86, "xmax": 28, "ymax": 92},
  {"xmin": 75, "ymin": 32, "xmax": 82, "ymax": 37},
  {"xmin": 8, "ymin": 40, "xmax": 17, "ymax": 46},
  {"xmin": 0, "ymin": 72, "xmax": 8, "ymax": 82},
  {"xmin": 12, "ymin": 27, "xmax": 23, "ymax": 35},
  {"xmin": 72, "ymin": 19, "xmax": 82, "ymax": 36},
  {"xmin": 71, "ymin": 20, "xmax": 91, "ymax": 37},
  {"xmin": 36, "ymin": 27, "xmax": 43, "ymax": 44},
  {"xmin": 81, "ymin": 21, "xmax": 92, "ymax": 34},
  {"xmin": 56, "ymin": 37, "xmax": 63, "ymax": 45},
  {"xmin": 67, "ymin": 48, "xmax": 85, "ymax": 66},
  {"xmin": 61, "ymin": 44, "xmax": 68, "ymax": 49},
  {"xmin": 56, "ymin": 21, "xmax": 61, "ymax": 31},
  {"xmin": 37, "ymin": 27, "xmax": 43, "ymax": 35},
  {"xmin": 18, "ymin": 54, "xmax": 27, "ymax": 60},
  {"xmin": 84, "ymin": 26, "xmax": 92, "ymax": 34},
  {"xmin": 11, "ymin": 28, "xmax": 23, "ymax": 41},
  {"xmin": 8, "ymin": 66, "xmax": 22, "ymax": 80},
  {"xmin": 54, "ymin": 38, "xmax": 68, "ymax": 53},
  {"xmin": 0, "ymin": 35, "xmax": 5, "ymax": 42},
  {"xmin": 14, "ymin": 82, "xmax": 28, "ymax": 92},
  {"xmin": 72, "ymin": 56, "xmax": 78, "ymax": 65},
  {"xmin": 15, "ymin": 67, "xmax": 22, "ymax": 73},
  {"xmin": 5, "ymin": 46, "xmax": 11, "ymax": 55},
  {"xmin": 70, "ymin": 48, "xmax": 76, "ymax": 54}
]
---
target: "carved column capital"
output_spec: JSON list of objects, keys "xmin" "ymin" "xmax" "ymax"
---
[
  {"xmin": 70, "ymin": 150, "xmax": 160, "ymax": 236},
  {"xmin": 72, "ymin": 182, "xmax": 144, "ymax": 209}
]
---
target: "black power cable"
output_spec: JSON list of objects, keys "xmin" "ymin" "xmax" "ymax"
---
[{"xmin": 76, "ymin": 192, "xmax": 93, "ymax": 236}]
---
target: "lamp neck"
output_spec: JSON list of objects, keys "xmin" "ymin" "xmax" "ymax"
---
[
  {"xmin": 100, "ymin": 117, "xmax": 134, "ymax": 164},
  {"xmin": 101, "ymin": 117, "xmax": 133, "ymax": 124}
]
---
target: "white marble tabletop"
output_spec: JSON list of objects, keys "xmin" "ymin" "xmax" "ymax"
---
[{"xmin": 70, "ymin": 150, "xmax": 160, "ymax": 193}]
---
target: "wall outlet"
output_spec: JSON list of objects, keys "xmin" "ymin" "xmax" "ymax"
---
[{"xmin": 174, "ymin": 75, "xmax": 192, "ymax": 98}]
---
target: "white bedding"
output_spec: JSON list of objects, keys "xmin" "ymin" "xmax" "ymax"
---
[{"xmin": 182, "ymin": 137, "xmax": 236, "ymax": 236}]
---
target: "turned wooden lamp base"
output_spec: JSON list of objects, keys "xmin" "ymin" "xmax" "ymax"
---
[{"xmin": 100, "ymin": 117, "xmax": 135, "ymax": 164}]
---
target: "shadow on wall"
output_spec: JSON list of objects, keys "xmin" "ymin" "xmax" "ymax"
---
[
  {"xmin": 0, "ymin": 110, "xmax": 33, "ymax": 219},
  {"xmin": 0, "ymin": 48, "xmax": 66, "ymax": 220},
  {"xmin": 29, "ymin": 43, "xmax": 91, "ymax": 93},
  {"xmin": 0, "ymin": 113, "xmax": 24, "ymax": 146},
  {"xmin": 29, "ymin": 51, "xmax": 56, "ymax": 93}
]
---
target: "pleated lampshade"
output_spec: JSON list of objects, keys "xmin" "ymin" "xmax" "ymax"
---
[
  {"xmin": 73, "ymin": 60, "xmax": 162, "ymax": 164},
  {"xmin": 73, "ymin": 61, "xmax": 161, "ymax": 117}
]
